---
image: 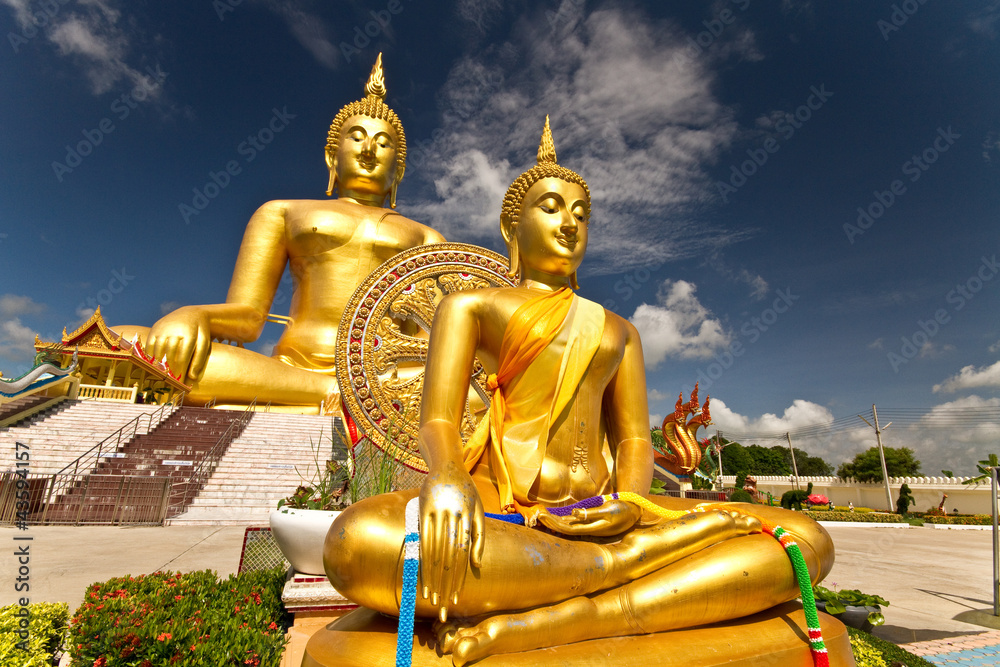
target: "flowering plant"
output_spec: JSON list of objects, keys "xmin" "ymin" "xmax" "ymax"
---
[{"xmin": 69, "ymin": 568, "xmax": 288, "ymax": 666}]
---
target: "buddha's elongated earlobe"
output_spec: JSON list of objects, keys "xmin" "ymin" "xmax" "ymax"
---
[
  {"xmin": 500, "ymin": 213, "xmax": 519, "ymax": 279},
  {"xmin": 325, "ymin": 151, "xmax": 337, "ymax": 197}
]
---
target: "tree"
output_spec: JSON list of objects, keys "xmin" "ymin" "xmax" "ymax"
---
[
  {"xmin": 837, "ymin": 446, "xmax": 921, "ymax": 482},
  {"xmin": 963, "ymin": 453, "xmax": 999, "ymax": 486},
  {"xmin": 720, "ymin": 442, "xmax": 755, "ymax": 477},
  {"xmin": 746, "ymin": 445, "xmax": 790, "ymax": 475},
  {"xmin": 794, "ymin": 451, "xmax": 835, "ymax": 476}
]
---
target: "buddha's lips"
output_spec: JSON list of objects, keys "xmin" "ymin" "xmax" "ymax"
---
[{"xmin": 557, "ymin": 235, "xmax": 577, "ymax": 249}]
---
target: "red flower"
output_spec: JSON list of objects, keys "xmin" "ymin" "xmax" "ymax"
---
[
  {"xmin": 268, "ymin": 621, "xmax": 278, "ymax": 630},
  {"xmin": 157, "ymin": 632, "xmax": 172, "ymax": 641},
  {"xmin": 174, "ymin": 595, "xmax": 184, "ymax": 600},
  {"xmin": 93, "ymin": 658, "xmax": 107, "ymax": 667}
]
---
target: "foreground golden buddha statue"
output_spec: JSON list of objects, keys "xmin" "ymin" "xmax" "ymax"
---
[
  {"xmin": 116, "ymin": 55, "xmax": 443, "ymax": 409},
  {"xmin": 315, "ymin": 120, "xmax": 850, "ymax": 666}
]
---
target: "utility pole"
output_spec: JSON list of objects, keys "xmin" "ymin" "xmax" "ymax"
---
[
  {"xmin": 858, "ymin": 404, "xmax": 893, "ymax": 513},
  {"xmin": 992, "ymin": 465, "xmax": 998, "ymax": 617},
  {"xmin": 715, "ymin": 432, "xmax": 724, "ymax": 489},
  {"xmin": 786, "ymin": 432, "xmax": 800, "ymax": 490}
]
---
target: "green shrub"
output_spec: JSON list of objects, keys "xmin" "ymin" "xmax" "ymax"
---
[
  {"xmin": 0, "ymin": 602, "xmax": 68, "ymax": 667},
  {"xmin": 69, "ymin": 567, "xmax": 290, "ymax": 667},
  {"xmin": 728, "ymin": 488, "xmax": 755, "ymax": 503},
  {"xmin": 805, "ymin": 511, "xmax": 904, "ymax": 523},
  {"xmin": 923, "ymin": 514, "xmax": 992, "ymax": 525},
  {"xmin": 906, "ymin": 517, "xmax": 925, "ymax": 527},
  {"xmin": 850, "ymin": 630, "xmax": 888, "ymax": 667},
  {"xmin": 846, "ymin": 627, "xmax": 934, "ymax": 667}
]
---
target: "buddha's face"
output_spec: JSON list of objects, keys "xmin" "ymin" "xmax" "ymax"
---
[
  {"xmin": 328, "ymin": 114, "xmax": 399, "ymax": 198},
  {"xmin": 515, "ymin": 177, "xmax": 589, "ymax": 278}
]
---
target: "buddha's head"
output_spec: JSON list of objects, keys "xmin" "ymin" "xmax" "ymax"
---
[
  {"xmin": 325, "ymin": 53, "xmax": 407, "ymax": 208},
  {"xmin": 500, "ymin": 117, "xmax": 591, "ymax": 288}
]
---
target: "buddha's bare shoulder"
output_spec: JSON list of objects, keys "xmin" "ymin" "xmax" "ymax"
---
[
  {"xmin": 594, "ymin": 301, "xmax": 641, "ymax": 343},
  {"xmin": 385, "ymin": 211, "xmax": 446, "ymax": 244}
]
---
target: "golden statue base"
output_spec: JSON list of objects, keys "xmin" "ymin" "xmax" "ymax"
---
[{"xmin": 302, "ymin": 601, "xmax": 856, "ymax": 666}]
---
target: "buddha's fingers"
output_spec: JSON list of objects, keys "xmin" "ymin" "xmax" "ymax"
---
[{"xmin": 189, "ymin": 330, "xmax": 211, "ymax": 381}]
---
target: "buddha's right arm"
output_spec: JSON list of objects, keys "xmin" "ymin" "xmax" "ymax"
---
[
  {"xmin": 147, "ymin": 202, "xmax": 288, "ymax": 381},
  {"xmin": 416, "ymin": 293, "xmax": 486, "ymax": 622}
]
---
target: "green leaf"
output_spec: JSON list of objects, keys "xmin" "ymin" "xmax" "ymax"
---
[{"xmin": 825, "ymin": 599, "xmax": 847, "ymax": 615}]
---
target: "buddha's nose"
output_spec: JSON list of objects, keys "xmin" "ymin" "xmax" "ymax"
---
[{"xmin": 560, "ymin": 211, "xmax": 578, "ymax": 233}]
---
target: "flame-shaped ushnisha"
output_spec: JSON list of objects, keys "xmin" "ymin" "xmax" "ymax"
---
[{"xmin": 658, "ymin": 383, "xmax": 712, "ymax": 474}]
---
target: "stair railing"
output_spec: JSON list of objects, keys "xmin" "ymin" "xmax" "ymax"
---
[
  {"xmin": 167, "ymin": 399, "xmax": 256, "ymax": 516},
  {"xmin": 42, "ymin": 402, "xmax": 179, "ymax": 520}
]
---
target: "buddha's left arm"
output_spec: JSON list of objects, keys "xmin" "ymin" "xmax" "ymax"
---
[{"xmin": 605, "ymin": 319, "xmax": 654, "ymax": 498}]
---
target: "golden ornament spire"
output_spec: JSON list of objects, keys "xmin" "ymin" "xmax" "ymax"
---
[
  {"xmin": 365, "ymin": 52, "xmax": 386, "ymax": 99},
  {"xmin": 537, "ymin": 115, "xmax": 557, "ymax": 165}
]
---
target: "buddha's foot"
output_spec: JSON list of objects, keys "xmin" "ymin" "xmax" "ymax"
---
[
  {"xmin": 434, "ymin": 599, "xmax": 594, "ymax": 666},
  {"xmin": 608, "ymin": 510, "xmax": 761, "ymax": 584}
]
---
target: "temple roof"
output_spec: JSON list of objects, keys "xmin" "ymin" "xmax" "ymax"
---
[{"xmin": 35, "ymin": 307, "xmax": 189, "ymax": 391}]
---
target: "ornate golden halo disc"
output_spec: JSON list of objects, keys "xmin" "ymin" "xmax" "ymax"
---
[{"xmin": 335, "ymin": 242, "xmax": 515, "ymax": 472}]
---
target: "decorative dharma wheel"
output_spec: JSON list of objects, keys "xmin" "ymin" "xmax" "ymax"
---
[{"xmin": 335, "ymin": 243, "xmax": 516, "ymax": 472}]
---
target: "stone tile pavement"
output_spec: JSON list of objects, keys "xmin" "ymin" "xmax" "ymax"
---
[{"xmin": 901, "ymin": 630, "xmax": 1000, "ymax": 665}]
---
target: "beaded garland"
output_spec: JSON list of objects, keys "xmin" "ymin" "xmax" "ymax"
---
[{"xmin": 395, "ymin": 491, "xmax": 830, "ymax": 667}]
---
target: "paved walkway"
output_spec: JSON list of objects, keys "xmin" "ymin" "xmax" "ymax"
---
[
  {"xmin": 4, "ymin": 523, "xmax": 999, "ymax": 663},
  {"xmin": 902, "ymin": 631, "xmax": 1000, "ymax": 664}
]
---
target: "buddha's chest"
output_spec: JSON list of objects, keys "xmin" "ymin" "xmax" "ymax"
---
[{"xmin": 284, "ymin": 207, "xmax": 420, "ymax": 259}]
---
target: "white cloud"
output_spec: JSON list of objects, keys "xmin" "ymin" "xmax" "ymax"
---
[
  {"xmin": 867, "ymin": 338, "xmax": 884, "ymax": 350},
  {"xmin": 901, "ymin": 395, "xmax": 1000, "ymax": 478},
  {"xmin": 709, "ymin": 397, "xmax": 835, "ymax": 436},
  {"xmin": 456, "ymin": 0, "xmax": 504, "ymax": 34},
  {"xmin": 969, "ymin": 1, "xmax": 1000, "ymax": 38},
  {"xmin": 405, "ymin": 4, "xmax": 750, "ymax": 271},
  {"xmin": 0, "ymin": 294, "xmax": 45, "ymax": 318},
  {"xmin": 990, "ymin": 339, "xmax": 1000, "ymax": 354},
  {"xmin": 255, "ymin": 0, "xmax": 338, "ymax": 69},
  {"xmin": 918, "ymin": 341, "xmax": 954, "ymax": 359},
  {"xmin": 647, "ymin": 388, "xmax": 670, "ymax": 402},
  {"xmin": 705, "ymin": 395, "xmax": 1000, "ymax": 479},
  {"xmin": 1, "ymin": 0, "xmax": 166, "ymax": 97},
  {"xmin": 629, "ymin": 279, "xmax": 731, "ymax": 367},
  {"xmin": 0, "ymin": 317, "xmax": 38, "ymax": 363},
  {"xmin": 934, "ymin": 360, "xmax": 1000, "ymax": 393}
]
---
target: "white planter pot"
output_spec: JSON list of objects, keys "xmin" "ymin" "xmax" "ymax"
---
[{"xmin": 269, "ymin": 508, "xmax": 341, "ymax": 576}]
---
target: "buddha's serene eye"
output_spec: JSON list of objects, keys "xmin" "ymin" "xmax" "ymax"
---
[
  {"xmin": 538, "ymin": 198, "xmax": 558, "ymax": 214},
  {"xmin": 349, "ymin": 130, "xmax": 365, "ymax": 142},
  {"xmin": 573, "ymin": 206, "xmax": 587, "ymax": 223}
]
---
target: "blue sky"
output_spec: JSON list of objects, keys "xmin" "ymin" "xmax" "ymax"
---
[{"xmin": 2, "ymin": 0, "xmax": 999, "ymax": 477}]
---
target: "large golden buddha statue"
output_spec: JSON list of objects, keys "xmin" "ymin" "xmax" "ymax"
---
[
  {"xmin": 116, "ymin": 54, "xmax": 443, "ymax": 410},
  {"xmin": 311, "ymin": 120, "xmax": 851, "ymax": 666}
]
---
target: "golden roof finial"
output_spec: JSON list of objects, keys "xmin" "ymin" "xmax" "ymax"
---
[
  {"xmin": 537, "ymin": 115, "xmax": 557, "ymax": 165},
  {"xmin": 365, "ymin": 52, "xmax": 386, "ymax": 100}
]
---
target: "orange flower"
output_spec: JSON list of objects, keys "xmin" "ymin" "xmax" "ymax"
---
[{"xmin": 157, "ymin": 632, "xmax": 172, "ymax": 641}]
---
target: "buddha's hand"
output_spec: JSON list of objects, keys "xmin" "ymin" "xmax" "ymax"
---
[
  {"xmin": 418, "ymin": 462, "xmax": 485, "ymax": 623},
  {"xmin": 147, "ymin": 306, "xmax": 212, "ymax": 382},
  {"xmin": 537, "ymin": 499, "xmax": 641, "ymax": 537}
]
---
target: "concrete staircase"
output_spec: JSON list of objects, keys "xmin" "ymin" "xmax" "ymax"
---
[
  {"xmin": 40, "ymin": 407, "xmax": 248, "ymax": 524},
  {"xmin": 0, "ymin": 400, "xmax": 173, "ymax": 475},
  {"xmin": 169, "ymin": 412, "xmax": 336, "ymax": 525}
]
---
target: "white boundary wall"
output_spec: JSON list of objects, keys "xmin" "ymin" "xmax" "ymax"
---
[{"xmin": 721, "ymin": 475, "xmax": 995, "ymax": 515}]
